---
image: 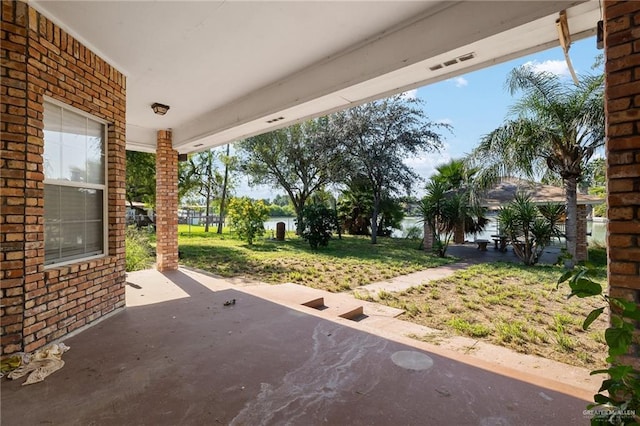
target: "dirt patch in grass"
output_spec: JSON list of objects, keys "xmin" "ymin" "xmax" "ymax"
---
[
  {"xmin": 178, "ymin": 229, "xmax": 455, "ymax": 292},
  {"xmin": 359, "ymin": 261, "xmax": 608, "ymax": 369}
]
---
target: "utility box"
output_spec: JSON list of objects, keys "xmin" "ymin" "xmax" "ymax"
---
[{"xmin": 276, "ymin": 222, "xmax": 286, "ymax": 241}]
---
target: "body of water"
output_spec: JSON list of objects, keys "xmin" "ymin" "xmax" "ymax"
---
[
  {"xmin": 264, "ymin": 216, "xmax": 607, "ymax": 246},
  {"xmin": 396, "ymin": 216, "xmax": 607, "ymax": 246}
]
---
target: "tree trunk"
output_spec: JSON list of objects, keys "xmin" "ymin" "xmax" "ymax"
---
[
  {"xmin": 217, "ymin": 144, "xmax": 230, "ymax": 234},
  {"xmin": 423, "ymin": 221, "xmax": 433, "ymax": 252},
  {"xmin": 204, "ymin": 187, "xmax": 211, "ymax": 233},
  {"xmin": 203, "ymin": 155, "xmax": 213, "ymax": 233},
  {"xmin": 453, "ymin": 222, "xmax": 465, "ymax": 244},
  {"xmin": 333, "ymin": 197, "xmax": 342, "ymax": 240},
  {"xmin": 564, "ymin": 177, "xmax": 578, "ymax": 267},
  {"xmin": 370, "ymin": 195, "xmax": 379, "ymax": 244},
  {"xmin": 296, "ymin": 210, "xmax": 304, "ymax": 236},
  {"xmin": 293, "ymin": 194, "xmax": 309, "ymax": 236}
]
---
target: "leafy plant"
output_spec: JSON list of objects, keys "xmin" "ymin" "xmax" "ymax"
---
[
  {"xmin": 419, "ymin": 180, "xmax": 464, "ymax": 257},
  {"xmin": 419, "ymin": 162, "xmax": 488, "ymax": 257},
  {"xmin": 337, "ymin": 177, "xmax": 405, "ymax": 237},
  {"xmin": 403, "ymin": 225, "xmax": 423, "ymax": 240},
  {"xmin": 558, "ymin": 266, "xmax": 640, "ymax": 425},
  {"xmin": 227, "ymin": 197, "xmax": 270, "ymax": 245},
  {"xmin": 299, "ymin": 203, "xmax": 335, "ymax": 249},
  {"xmin": 125, "ymin": 227, "xmax": 154, "ymax": 271},
  {"xmin": 498, "ymin": 193, "xmax": 556, "ymax": 265}
]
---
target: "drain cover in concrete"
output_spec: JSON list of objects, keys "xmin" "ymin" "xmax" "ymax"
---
[{"xmin": 391, "ymin": 351, "xmax": 434, "ymax": 371}]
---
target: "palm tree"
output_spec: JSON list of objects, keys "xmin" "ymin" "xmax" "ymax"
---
[
  {"xmin": 499, "ymin": 193, "xmax": 556, "ymax": 266},
  {"xmin": 468, "ymin": 66, "xmax": 604, "ymax": 265},
  {"xmin": 419, "ymin": 179, "xmax": 468, "ymax": 257},
  {"xmin": 431, "ymin": 159, "xmax": 488, "ymax": 242}
]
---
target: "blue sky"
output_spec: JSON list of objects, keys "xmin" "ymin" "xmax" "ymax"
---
[{"xmin": 238, "ymin": 36, "xmax": 602, "ymax": 200}]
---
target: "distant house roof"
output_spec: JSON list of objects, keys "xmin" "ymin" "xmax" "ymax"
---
[{"xmin": 481, "ymin": 178, "xmax": 604, "ymax": 210}]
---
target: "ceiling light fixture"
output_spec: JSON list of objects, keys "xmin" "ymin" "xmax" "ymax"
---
[{"xmin": 151, "ymin": 102, "xmax": 170, "ymax": 115}]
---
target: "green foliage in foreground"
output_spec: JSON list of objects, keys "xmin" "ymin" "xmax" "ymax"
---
[
  {"xmin": 558, "ymin": 265, "xmax": 640, "ymax": 425},
  {"xmin": 177, "ymin": 226, "xmax": 454, "ymax": 292},
  {"xmin": 125, "ymin": 227, "xmax": 155, "ymax": 272}
]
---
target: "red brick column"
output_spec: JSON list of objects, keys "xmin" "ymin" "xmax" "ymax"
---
[
  {"xmin": 156, "ymin": 130, "xmax": 179, "ymax": 271},
  {"xmin": 604, "ymin": 1, "xmax": 640, "ymax": 368},
  {"xmin": 1, "ymin": 1, "xmax": 30, "ymax": 354},
  {"xmin": 575, "ymin": 204, "xmax": 588, "ymax": 262}
]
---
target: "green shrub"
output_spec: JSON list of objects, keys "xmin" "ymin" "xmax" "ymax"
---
[
  {"xmin": 126, "ymin": 227, "xmax": 154, "ymax": 271},
  {"xmin": 227, "ymin": 197, "xmax": 270, "ymax": 245},
  {"xmin": 498, "ymin": 194, "xmax": 558, "ymax": 266},
  {"xmin": 559, "ymin": 266, "xmax": 640, "ymax": 424},
  {"xmin": 403, "ymin": 225, "xmax": 423, "ymax": 239},
  {"xmin": 299, "ymin": 204, "xmax": 335, "ymax": 249}
]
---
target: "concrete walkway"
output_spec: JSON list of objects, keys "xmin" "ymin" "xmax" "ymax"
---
[
  {"xmin": 357, "ymin": 243, "xmax": 561, "ymax": 296},
  {"xmin": 356, "ymin": 261, "xmax": 475, "ymax": 295}
]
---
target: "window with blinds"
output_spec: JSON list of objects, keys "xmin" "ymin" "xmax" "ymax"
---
[{"xmin": 43, "ymin": 101, "xmax": 107, "ymax": 265}]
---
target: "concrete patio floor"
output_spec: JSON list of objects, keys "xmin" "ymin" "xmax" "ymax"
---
[{"xmin": 1, "ymin": 266, "xmax": 596, "ymax": 425}]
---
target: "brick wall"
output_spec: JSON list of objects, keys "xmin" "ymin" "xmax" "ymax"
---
[
  {"xmin": 155, "ymin": 130, "xmax": 179, "ymax": 272},
  {"xmin": 1, "ymin": 1, "xmax": 126, "ymax": 355},
  {"xmin": 604, "ymin": 1, "xmax": 640, "ymax": 368}
]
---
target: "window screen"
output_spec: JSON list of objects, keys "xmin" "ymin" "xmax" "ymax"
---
[{"xmin": 43, "ymin": 101, "xmax": 106, "ymax": 265}]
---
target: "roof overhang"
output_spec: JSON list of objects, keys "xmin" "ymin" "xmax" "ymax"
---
[{"xmin": 30, "ymin": 1, "xmax": 601, "ymax": 154}]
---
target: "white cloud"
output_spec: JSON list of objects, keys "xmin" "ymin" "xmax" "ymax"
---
[
  {"xmin": 235, "ymin": 176, "xmax": 283, "ymax": 200},
  {"xmin": 404, "ymin": 144, "xmax": 452, "ymax": 197},
  {"xmin": 436, "ymin": 118, "xmax": 453, "ymax": 126},
  {"xmin": 400, "ymin": 89, "xmax": 418, "ymax": 100},
  {"xmin": 451, "ymin": 76, "xmax": 468, "ymax": 88},
  {"xmin": 523, "ymin": 59, "xmax": 569, "ymax": 76}
]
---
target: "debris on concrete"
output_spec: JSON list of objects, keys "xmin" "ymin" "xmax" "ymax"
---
[{"xmin": 6, "ymin": 343, "xmax": 70, "ymax": 385}]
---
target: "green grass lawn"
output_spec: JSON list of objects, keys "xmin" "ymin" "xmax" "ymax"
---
[
  {"xmin": 177, "ymin": 225, "xmax": 455, "ymax": 292},
  {"xmin": 356, "ymin": 247, "xmax": 609, "ymax": 369}
]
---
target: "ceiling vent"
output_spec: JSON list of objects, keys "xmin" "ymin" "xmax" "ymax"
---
[
  {"xmin": 429, "ymin": 52, "xmax": 476, "ymax": 71},
  {"xmin": 458, "ymin": 53, "xmax": 475, "ymax": 62}
]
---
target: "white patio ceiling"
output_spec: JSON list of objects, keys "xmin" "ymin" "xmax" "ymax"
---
[{"xmin": 31, "ymin": 1, "xmax": 600, "ymax": 154}]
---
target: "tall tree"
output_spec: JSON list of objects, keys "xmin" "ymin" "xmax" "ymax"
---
[
  {"xmin": 430, "ymin": 159, "xmax": 488, "ymax": 239},
  {"xmin": 330, "ymin": 95, "xmax": 445, "ymax": 244},
  {"xmin": 237, "ymin": 119, "xmax": 341, "ymax": 234},
  {"xmin": 468, "ymin": 67, "xmax": 604, "ymax": 264},
  {"xmin": 125, "ymin": 151, "xmax": 156, "ymax": 207},
  {"xmin": 185, "ymin": 149, "xmax": 223, "ymax": 232},
  {"xmin": 217, "ymin": 144, "xmax": 237, "ymax": 234},
  {"xmin": 338, "ymin": 177, "xmax": 404, "ymax": 237},
  {"xmin": 419, "ymin": 179, "xmax": 467, "ymax": 257}
]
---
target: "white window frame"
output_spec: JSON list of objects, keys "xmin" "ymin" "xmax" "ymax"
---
[{"xmin": 43, "ymin": 97, "xmax": 108, "ymax": 267}]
